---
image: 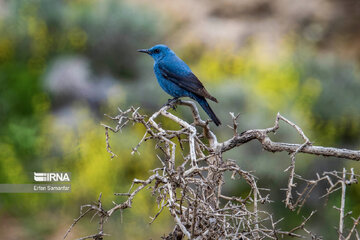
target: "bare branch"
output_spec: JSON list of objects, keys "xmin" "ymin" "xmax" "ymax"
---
[{"xmin": 66, "ymin": 100, "xmax": 360, "ymax": 240}]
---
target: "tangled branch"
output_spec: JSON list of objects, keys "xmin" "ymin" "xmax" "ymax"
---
[{"xmin": 65, "ymin": 100, "xmax": 360, "ymax": 239}]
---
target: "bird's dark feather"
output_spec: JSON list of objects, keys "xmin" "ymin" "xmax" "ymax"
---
[{"xmin": 158, "ymin": 64, "xmax": 218, "ymax": 103}]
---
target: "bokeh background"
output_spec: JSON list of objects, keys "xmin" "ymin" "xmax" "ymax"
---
[{"xmin": 0, "ymin": 0, "xmax": 360, "ymax": 239}]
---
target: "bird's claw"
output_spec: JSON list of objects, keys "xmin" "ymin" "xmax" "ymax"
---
[{"xmin": 163, "ymin": 98, "xmax": 179, "ymax": 110}]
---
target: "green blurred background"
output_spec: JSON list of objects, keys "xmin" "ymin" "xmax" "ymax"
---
[{"xmin": 0, "ymin": 0, "xmax": 359, "ymax": 239}]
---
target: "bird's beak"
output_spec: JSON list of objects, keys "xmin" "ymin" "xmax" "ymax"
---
[{"xmin": 137, "ymin": 49, "xmax": 150, "ymax": 54}]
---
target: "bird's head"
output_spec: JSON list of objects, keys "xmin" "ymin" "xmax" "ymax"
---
[{"xmin": 137, "ymin": 44, "xmax": 174, "ymax": 61}]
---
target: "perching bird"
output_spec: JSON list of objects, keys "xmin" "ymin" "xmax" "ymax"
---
[{"xmin": 137, "ymin": 44, "xmax": 221, "ymax": 126}]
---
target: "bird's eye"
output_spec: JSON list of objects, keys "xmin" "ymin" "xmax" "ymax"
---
[{"xmin": 154, "ymin": 49, "xmax": 160, "ymax": 54}]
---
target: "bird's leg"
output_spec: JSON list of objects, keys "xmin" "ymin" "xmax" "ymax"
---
[{"xmin": 163, "ymin": 97, "xmax": 179, "ymax": 110}]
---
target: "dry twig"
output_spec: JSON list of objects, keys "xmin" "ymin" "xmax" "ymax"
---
[{"xmin": 65, "ymin": 100, "xmax": 360, "ymax": 239}]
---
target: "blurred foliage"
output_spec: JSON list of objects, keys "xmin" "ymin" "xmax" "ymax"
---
[
  {"xmin": 0, "ymin": 0, "xmax": 172, "ymax": 239},
  {"xmin": 0, "ymin": 0, "xmax": 360, "ymax": 239},
  {"xmin": 0, "ymin": 0, "xmax": 158, "ymax": 185},
  {"xmin": 183, "ymin": 40, "xmax": 360, "ymax": 147}
]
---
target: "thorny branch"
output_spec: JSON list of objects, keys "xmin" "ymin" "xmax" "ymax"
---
[{"xmin": 65, "ymin": 100, "xmax": 360, "ymax": 239}]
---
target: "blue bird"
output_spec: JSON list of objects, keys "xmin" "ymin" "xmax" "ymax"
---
[{"xmin": 137, "ymin": 44, "xmax": 221, "ymax": 126}]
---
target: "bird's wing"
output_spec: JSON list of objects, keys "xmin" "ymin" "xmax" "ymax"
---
[{"xmin": 158, "ymin": 61, "xmax": 218, "ymax": 103}]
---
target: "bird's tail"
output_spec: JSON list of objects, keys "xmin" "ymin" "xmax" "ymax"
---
[{"xmin": 195, "ymin": 96, "xmax": 221, "ymax": 126}]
